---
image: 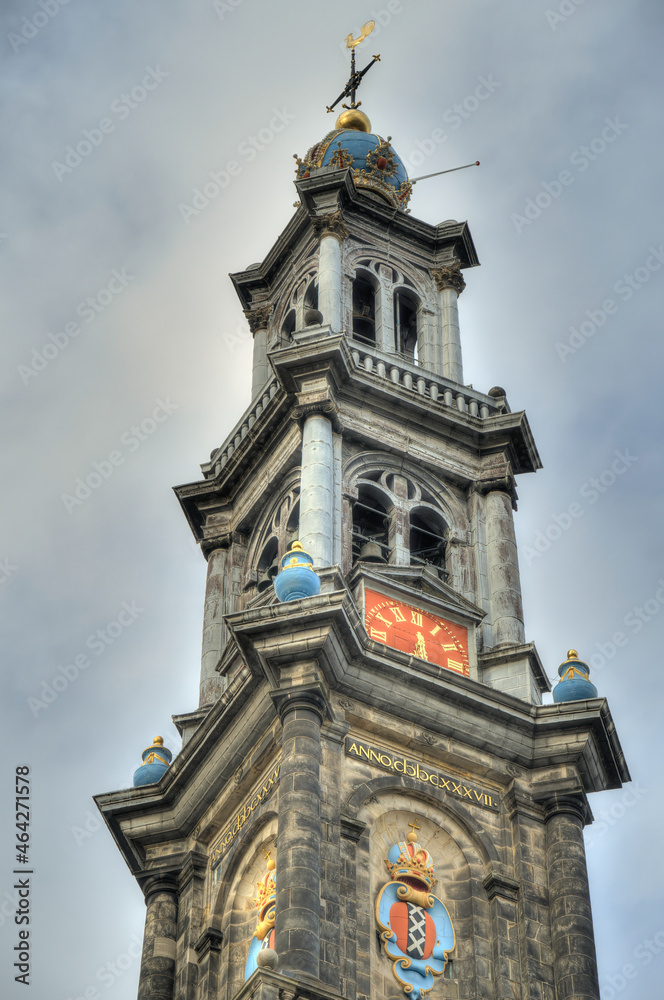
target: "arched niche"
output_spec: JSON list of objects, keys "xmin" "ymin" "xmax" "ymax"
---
[{"xmin": 209, "ymin": 813, "xmax": 278, "ymax": 1000}]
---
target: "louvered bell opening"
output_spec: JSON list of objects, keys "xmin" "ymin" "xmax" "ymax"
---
[{"xmin": 352, "ymin": 275, "xmax": 376, "ymax": 344}]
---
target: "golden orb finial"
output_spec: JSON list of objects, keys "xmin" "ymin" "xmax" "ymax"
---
[
  {"xmin": 566, "ymin": 649, "xmax": 578, "ymax": 660},
  {"xmin": 335, "ymin": 108, "xmax": 372, "ymax": 133},
  {"xmin": 153, "ymin": 736, "xmax": 164, "ymax": 745},
  {"xmin": 406, "ymin": 820, "xmax": 421, "ymax": 843},
  {"xmin": 290, "ymin": 540, "xmax": 304, "ymax": 551}
]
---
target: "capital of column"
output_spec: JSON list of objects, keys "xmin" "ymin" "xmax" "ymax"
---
[
  {"xmin": 140, "ymin": 871, "xmax": 180, "ymax": 905},
  {"xmin": 534, "ymin": 788, "xmax": 592, "ymax": 826},
  {"xmin": 201, "ymin": 532, "xmax": 232, "ymax": 559},
  {"xmin": 311, "ymin": 210, "xmax": 349, "ymax": 243},
  {"xmin": 270, "ymin": 682, "xmax": 331, "ymax": 724},
  {"xmin": 243, "ymin": 303, "xmax": 273, "ymax": 334},
  {"xmin": 431, "ymin": 261, "xmax": 466, "ymax": 295}
]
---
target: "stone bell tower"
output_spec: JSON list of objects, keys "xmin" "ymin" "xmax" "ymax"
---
[{"xmin": 96, "ymin": 26, "xmax": 629, "ymax": 1000}]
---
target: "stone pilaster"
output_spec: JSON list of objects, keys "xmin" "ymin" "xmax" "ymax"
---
[
  {"xmin": 312, "ymin": 213, "xmax": 348, "ymax": 333},
  {"xmin": 199, "ymin": 539, "xmax": 231, "ymax": 707},
  {"xmin": 137, "ymin": 874, "xmax": 179, "ymax": 1000},
  {"xmin": 174, "ymin": 851, "xmax": 208, "ymax": 1000},
  {"xmin": 244, "ymin": 304, "xmax": 273, "ymax": 401},
  {"xmin": 431, "ymin": 262, "xmax": 466, "ymax": 384},
  {"xmin": 484, "ymin": 489, "xmax": 525, "ymax": 647},
  {"xmin": 272, "ymin": 684, "xmax": 328, "ymax": 980},
  {"xmin": 540, "ymin": 793, "xmax": 599, "ymax": 1000}
]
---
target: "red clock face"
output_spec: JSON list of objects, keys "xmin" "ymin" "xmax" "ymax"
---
[{"xmin": 365, "ymin": 589, "xmax": 469, "ymax": 676}]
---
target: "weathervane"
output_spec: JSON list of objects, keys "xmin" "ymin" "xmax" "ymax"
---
[{"xmin": 326, "ymin": 20, "xmax": 380, "ymax": 114}]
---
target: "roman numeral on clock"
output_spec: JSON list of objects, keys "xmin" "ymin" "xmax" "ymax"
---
[{"xmin": 390, "ymin": 607, "xmax": 406, "ymax": 622}]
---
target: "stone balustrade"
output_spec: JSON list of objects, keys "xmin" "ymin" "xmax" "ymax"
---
[{"xmin": 349, "ymin": 343, "xmax": 502, "ymax": 419}]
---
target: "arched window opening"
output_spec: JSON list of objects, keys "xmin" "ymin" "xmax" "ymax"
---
[
  {"xmin": 352, "ymin": 488, "xmax": 390, "ymax": 563},
  {"xmin": 394, "ymin": 290, "xmax": 418, "ymax": 361},
  {"xmin": 409, "ymin": 509, "xmax": 447, "ymax": 576},
  {"xmin": 281, "ymin": 309, "xmax": 296, "ymax": 341},
  {"xmin": 256, "ymin": 537, "xmax": 279, "ymax": 593},
  {"xmin": 303, "ymin": 281, "xmax": 318, "ymax": 319},
  {"xmin": 286, "ymin": 500, "xmax": 300, "ymax": 547},
  {"xmin": 352, "ymin": 274, "xmax": 377, "ymax": 344}
]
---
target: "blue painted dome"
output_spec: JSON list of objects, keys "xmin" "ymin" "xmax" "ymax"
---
[
  {"xmin": 552, "ymin": 650, "xmax": 598, "ymax": 703},
  {"xmin": 296, "ymin": 127, "xmax": 412, "ymax": 211},
  {"xmin": 133, "ymin": 736, "xmax": 173, "ymax": 787}
]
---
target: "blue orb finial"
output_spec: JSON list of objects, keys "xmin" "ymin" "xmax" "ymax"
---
[
  {"xmin": 552, "ymin": 650, "xmax": 598, "ymax": 703},
  {"xmin": 133, "ymin": 736, "xmax": 173, "ymax": 787},
  {"xmin": 274, "ymin": 541, "xmax": 321, "ymax": 603}
]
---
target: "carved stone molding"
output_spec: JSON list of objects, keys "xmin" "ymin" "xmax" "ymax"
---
[
  {"xmin": 483, "ymin": 868, "xmax": 520, "ymax": 902},
  {"xmin": 193, "ymin": 925, "xmax": 223, "ymax": 959},
  {"xmin": 311, "ymin": 210, "xmax": 349, "ymax": 243},
  {"xmin": 244, "ymin": 304, "xmax": 273, "ymax": 334},
  {"xmin": 431, "ymin": 261, "xmax": 466, "ymax": 295},
  {"xmin": 178, "ymin": 850, "xmax": 208, "ymax": 892},
  {"xmin": 340, "ymin": 816, "xmax": 367, "ymax": 842}
]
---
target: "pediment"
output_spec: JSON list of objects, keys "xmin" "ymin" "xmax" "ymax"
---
[{"xmin": 349, "ymin": 563, "xmax": 486, "ymax": 627}]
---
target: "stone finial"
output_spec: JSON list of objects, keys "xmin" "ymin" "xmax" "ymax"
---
[
  {"xmin": 243, "ymin": 304, "xmax": 273, "ymax": 334},
  {"xmin": 311, "ymin": 210, "xmax": 349, "ymax": 243},
  {"xmin": 431, "ymin": 261, "xmax": 466, "ymax": 295}
]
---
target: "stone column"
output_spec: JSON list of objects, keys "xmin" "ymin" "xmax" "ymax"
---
[
  {"xmin": 431, "ymin": 262, "xmax": 466, "ymax": 384},
  {"xmin": 244, "ymin": 304, "xmax": 272, "ymax": 401},
  {"xmin": 199, "ymin": 540, "xmax": 230, "ymax": 707},
  {"xmin": 137, "ymin": 874, "xmax": 179, "ymax": 1000},
  {"xmin": 312, "ymin": 212, "xmax": 348, "ymax": 333},
  {"xmin": 299, "ymin": 412, "xmax": 334, "ymax": 568},
  {"xmin": 543, "ymin": 795, "xmax": 600, "ymax": 1000},
  {"xmin": 273, "ymin": 685, "xmax": 327, "ymax": 980},
  {"xmin": 485, "ymin": 489, "xmax": 525, "ymax": 647}
]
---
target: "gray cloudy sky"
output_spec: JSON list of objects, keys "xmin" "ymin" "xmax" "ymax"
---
[{"xmin": 1, "ymin": 1, "xmax": 662, "ymax": 998}]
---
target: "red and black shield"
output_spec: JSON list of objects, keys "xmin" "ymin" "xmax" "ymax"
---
[{"xmin": 389, "ymin": 901, "xmax": 436, "ymax": 960}]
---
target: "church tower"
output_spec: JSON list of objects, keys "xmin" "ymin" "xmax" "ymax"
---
[{"xmin": 96, "ymin": 27, "xmax": 629, "ymax": 1000}]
